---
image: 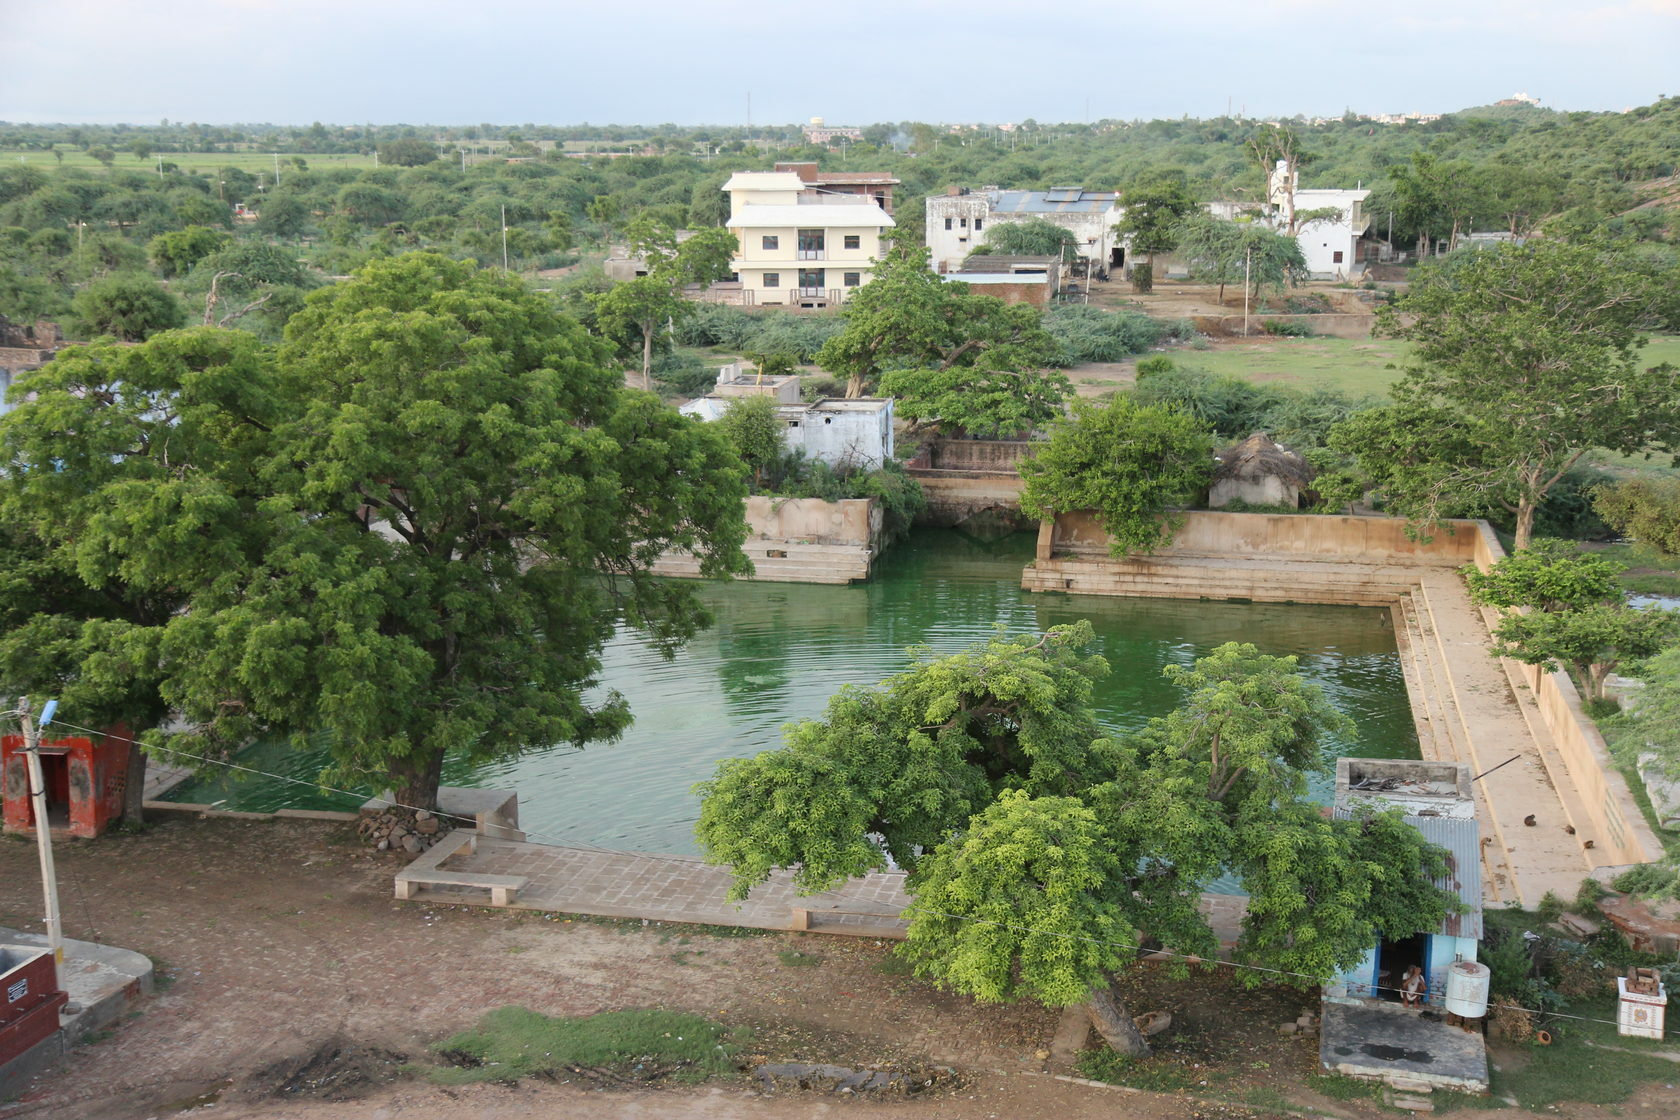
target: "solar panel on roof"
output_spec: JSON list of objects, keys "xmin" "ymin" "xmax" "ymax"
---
[{"xmin": 1044, "ymin": 188, "xmax": 1080, "ymax": 203}]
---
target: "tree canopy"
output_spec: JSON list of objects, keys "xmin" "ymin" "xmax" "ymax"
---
[
  {"xmin": 0, "ymin": 253, "xmax": 751, "ymax": 809},
  {"xmin": 1020, "ymin": 396, "xmax": 1214, "ymax": 555},
  {"xmin": 696, "ymin": 626, "xmax": 1453, "ymax": 1053},
  {"xmin": 1331, "ymin": 240, "xmax": 1680, "ymax": 550}
]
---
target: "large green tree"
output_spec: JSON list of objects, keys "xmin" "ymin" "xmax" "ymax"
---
[
  {"xmin": 878, "ymin": 363, "xmax": 1072, "ymax": 440},
  {"xmin": 0, "ymin": 254, "xmax": 751, "ymax": 809},
  {"xmin": 1330, "ymin": 240, "xmax": 1680, "ymax": 550},
  {"xmin": 1465, "ymin": 539, "xmax": 1679, "ymax": 702},
  {"xmin": 591, "ymin": 221, "xmax": 738, "ymax": 390},
  {"xmin": 69, "ymin": 272, "xmax": 184, "ymax": 340},
  {"xmin": 970, "ymin": 217, "xmax": 1080, "ymax": 263},
  {"xmin": 816, "ymin": 239, "xmax": 1060, "ymax": 399},
  {"xmin": 1115, "ymin": 170, "xmax": 1198, "ymax": 271},
  {"xmin": 1020, "ymin": 396, "xmax": 1214, "ymax": 555},
  {"xmin": 697, "ymin": 627, "xmax": 1452, "ymax": 1054},
  {"xmin": 1173, "ymin": 213, "xmax": 1306, "ymax": 305}
]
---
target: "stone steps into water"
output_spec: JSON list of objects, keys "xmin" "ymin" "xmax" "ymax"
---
[{"xmin": 650, "ymin": 543, "xmax": 875, "ymax": 585}]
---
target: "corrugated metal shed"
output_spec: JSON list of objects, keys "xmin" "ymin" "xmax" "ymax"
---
[
  {"xmin": 989, "ymin": 189, "xmax": 1118, "ymax": 214},
  {"xmin": 1333, "ymin": 809, "xmax": 1482, "ymax": 939}
]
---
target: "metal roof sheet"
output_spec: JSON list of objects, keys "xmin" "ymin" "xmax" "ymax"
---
[{"xmin": 1333, "ymin": 809, "xmax": 1482, "ymax": 939}]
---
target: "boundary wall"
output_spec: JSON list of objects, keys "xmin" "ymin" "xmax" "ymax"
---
[
  {"xmin": 907, "ymin": 440, "xmax": 1036, "ymax": 529},
  {"xmin": 650, "ymin": 496, "xmax": 882, "ymax": 585},
  {"xmin": 1023, "ymin": 510, "xmax": 1662, "ymax": 902}
]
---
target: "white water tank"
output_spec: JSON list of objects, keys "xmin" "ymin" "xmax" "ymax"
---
[{"xmin": 1445, "ymin": 959, "xmax": 1490, "ymax": 1018}]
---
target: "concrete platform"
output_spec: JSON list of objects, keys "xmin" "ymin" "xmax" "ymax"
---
[
  {"xmin": 0, "ymin": 928, "xmax": 153, "ymax": 1095},
  {"xmin": 1320, "ymin": 999, "xmax": 1488, "ymax": 1092}
]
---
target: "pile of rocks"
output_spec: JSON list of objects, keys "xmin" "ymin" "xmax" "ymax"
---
[{"xmin": 357, "ymin": 806, "xmax": 453, "ymax": 854}]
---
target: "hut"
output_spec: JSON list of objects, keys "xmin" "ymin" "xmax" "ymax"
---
[{"xmin": 1209, "ymin": 432, "xmax": 1314, "ymax": 509}]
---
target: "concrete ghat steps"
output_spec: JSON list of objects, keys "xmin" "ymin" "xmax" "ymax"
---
[
  {"xmin": 1399, "ymin": 587, "xmax": 1516, "ymax": 902},
  {"xmin": 651, "ymin": 543, "xmax": 874, "ymax": 585},
  {"xmin": 1026, "ymin": 551, "xmax": 1593, "ymax": 908}
]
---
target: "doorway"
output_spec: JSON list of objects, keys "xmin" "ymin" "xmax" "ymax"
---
[
  {"xmin": 1378, "ymin": 932, "xmax": 1429, "ymax": 1003},
  {"xmin": 26, "ymin": 749, "xmax": 72, "ymax": 830}
]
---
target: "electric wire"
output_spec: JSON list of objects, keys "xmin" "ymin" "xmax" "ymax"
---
[{"xmin": 33, "ymin": 715, "xmax": 1670, "ymax": 1031}]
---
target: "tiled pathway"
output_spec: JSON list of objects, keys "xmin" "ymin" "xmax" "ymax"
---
[{"xmin": 401, "ymin": 837, "xmax": 1250, "ymax": 945}]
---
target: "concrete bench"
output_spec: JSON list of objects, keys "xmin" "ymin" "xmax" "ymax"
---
[
  {"xmin": 393, "ymin": 828, "xmax": 527, "ymax": 906},
  {"xmin": 394, "ymin": 868, "xmax": 529, "ymax": 907},
  {"xmin": 789, "ymin": 902, "xmax": 908, "ymax": 937}
]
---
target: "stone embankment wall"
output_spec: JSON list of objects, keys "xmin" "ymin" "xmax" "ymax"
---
[
  {"xmin": 907, "ymin": 440, "xmax": 1036, "ymax": 529},
  {"xmin": 1024, "ymin": 509, "xmax": 1663, "ymax": 879},
  {"xmin": 650, "ymin": 496, "xmax": 882, "ymax": 584}
]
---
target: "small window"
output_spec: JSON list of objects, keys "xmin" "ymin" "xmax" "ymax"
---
[
  {"xmin": 843, "ymin": 234, "xmax": 860, "ymax": 250},
  {"xmin": 959, "ymin": 217, "xmax": 968, "ymax": 227},
  {"xmin": 843, "ymin": 272, "xmax": 861, "ymax": 287},
  {"xmin": 1332, "ymin": 250, "xmax": 1344, "ymax": 264},
  {"xmin": 763, "ymin": 273, "xmax": 780, "ymax": 287},
  {"xmin": 944, "ymin": 217, "xmax": 952, "ymax": 230},
  {"xmin": 762, "ymin": 235, "xmax": 779, "ymax": 250},
  {"xmin": 974, "ymin": 219, "xmax": 983, "ymax": 231}
]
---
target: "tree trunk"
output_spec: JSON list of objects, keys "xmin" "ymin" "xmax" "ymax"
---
[
  {"xmin": 640, "ymin": 326, "xmax": 654, "ymax": 392},
  {"xmin": 389, "ymin": 747, "xmax": 446, "ymax": 812},
  {"xmin": 1513, "ymin": 499, "xmax": 1537, "ymax": 553},
  {"xmin": 122, "ymin": 740, "xmax": 147, "ymax": 826},
  {"xmin": 846, "ymin": 372, "xmax": 866, "ymax": 399},
  {"xmin": 1085, "ymin": 979, "xmax": 1151, "ymax": 1056}
]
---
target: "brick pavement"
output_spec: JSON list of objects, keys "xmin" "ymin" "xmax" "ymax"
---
[{"xmin": 396, "ymin": 837, "xmax": 1250, "ymax": 946}]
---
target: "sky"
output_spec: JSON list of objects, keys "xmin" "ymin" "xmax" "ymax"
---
[{"xmin": 1, "ymin": 0, "xmax": 1675, "ymax": 127}]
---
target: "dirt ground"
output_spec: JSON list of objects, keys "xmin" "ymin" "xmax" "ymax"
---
[{"xmin": 2, "ymin": 817, "xmax": 1677, "ymax": 1120}]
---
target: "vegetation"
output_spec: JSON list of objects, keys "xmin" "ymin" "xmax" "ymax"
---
[
  {"xmin": 430, "ymin": 1006, "xmax": 744, "ymax": 1085},
  {"xmin": 0, "ymin": 254, "xmax": 751, "ymax": 810},
  {"xmin": 696, "ymin": 627, "xmax": 1453, "ymax": 1055},
  {"xmin": 1332, "ymin": 241, "xmax": 1680, "ymax": 550},
  {"xmin": 1465, "ymin": 539, "xmax": 1679, "ymax": 702},
  {"xmin": 1596, "ymin": 478, "xmax": 1680, "ymax": 557},
  {"xmin": 969, "ymin": 217, "xmax": 1080, "ymax": 263},
  {"xmin": 1020, "ymin": 396, "xmax": 1214, "ymax": 555}
]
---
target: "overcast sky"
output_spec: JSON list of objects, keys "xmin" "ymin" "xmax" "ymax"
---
[{"xmin": 2, "ymin": 0, "xmax": 1674, "ymax": 126}]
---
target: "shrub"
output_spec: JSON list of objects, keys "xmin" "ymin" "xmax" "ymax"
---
[
  {"xmin": 1259, "ymin": 318, "xmax": 1315, "ymax": 337},
  {"xmin": 1130, "ymin": 261, "xmax": 1153, "ymax": 293},
  {"xmin": 1045, "ymin": 303, "xmax": 1168, "ymax": 363},
  {"xmin": 1595, "ymin": 477, "xmax": 1680, "ymax": 556},
  {"xmin": 651, "ymin": 347, "xmax": 716, "ymax": 398},
  {"xmin": 1132, "ymin": 363, "xmax": 1284, "ymax": 440}
]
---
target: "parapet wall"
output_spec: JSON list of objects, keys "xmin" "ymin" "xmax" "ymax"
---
[
  {"xmin": 744, "ymin": 495, "xmax": 880, "ymax": 547},
  {"xmin": 651, "ymin": 496, "xmax": 882, "ymax": 584},
  {"xmin": 1038, "ymin": 510, "xmax": 1483, "ymax": 565},
  {"xmin": 1466, "ymin": 522, "xmax": 1659, "ymax": 869}
]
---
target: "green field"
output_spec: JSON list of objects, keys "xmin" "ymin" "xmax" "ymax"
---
[
  {"xmin": 1173, "ymin": 333, "xmax": 1680, "ymax": 401},
  {"xmin": 2, "ymin": 148, "xmax": 378, "ymax": 174}
]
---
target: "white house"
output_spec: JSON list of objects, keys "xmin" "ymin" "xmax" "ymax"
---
[
  {"xmin": 724, "ymin": 171, "xmax": 894, "ymax": 309},
  {"xmin": 681, "ymin": 396, "xmax": 895, "ymax": 471},
  {"xmin": 1267, "ymin": 160, "xmax": 1371, "ymax": 279},
  {"xmin": 925, "ymin": 187, "xmax": 1122, "ymax": 274}
]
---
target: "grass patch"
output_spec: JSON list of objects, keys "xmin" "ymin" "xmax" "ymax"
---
[
  {"xmin": 776, "ymin": 949, "xmax": 822, "ymax": 968},
  {"xmin": 1076, "ymin": 1049, "xmax": 1230, "ymax": 1094},
  {"xmin": 1484, "ymin": 995, "xmax": 1680, "ymax": 1110},
  {"xmin": 1169, "ymin": 336, "xmax": 1411, "ymax": 398},
  {"xmin": 428, "ymin": 1006, "xmax": 746, "ymax": 1086},
  {"xmin": 1302, "ymin": 1070, "xmax": 1387, "ymax": 1103}
]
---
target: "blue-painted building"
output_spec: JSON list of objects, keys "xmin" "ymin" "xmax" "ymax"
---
[{"xmin": 1324, "ymin": 759, "xmax": 1484, "ymax": 1007}]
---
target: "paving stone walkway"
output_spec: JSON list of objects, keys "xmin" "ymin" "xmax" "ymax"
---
[{"xmin": 399, "ymin": 837, "xmax": 1250, "ymax": 946}]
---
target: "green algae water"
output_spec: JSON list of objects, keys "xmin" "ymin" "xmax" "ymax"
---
[{"xmin": 163, "ymin": 528, "xmax": 1418, "ymax": 851}]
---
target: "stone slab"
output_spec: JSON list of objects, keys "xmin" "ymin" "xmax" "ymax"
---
[{"xmin": 1320, "ymin": 1000, "xmax": 1488, "ymax": 1092}]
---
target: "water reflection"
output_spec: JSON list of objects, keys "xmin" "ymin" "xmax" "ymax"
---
[{"xmin": 165, "ymin": 528, "xmax": 1418, "ymax": 854}]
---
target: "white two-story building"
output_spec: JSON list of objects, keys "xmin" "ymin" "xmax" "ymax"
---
[{"xmin": 724, "ymin": 171, "xmax": 894, "ymax": 309}]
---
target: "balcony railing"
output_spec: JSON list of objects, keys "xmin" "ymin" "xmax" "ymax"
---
[
  {"xmin": 795, "ymin": 287, "xmax": 826, "ymax": 299},
  {"xmin": 796, "ymin": 249, "xmax": 825, "ymax": 260}
]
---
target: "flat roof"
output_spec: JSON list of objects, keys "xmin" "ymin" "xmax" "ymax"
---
[
  {"xmin": 723, "ymin": 171, "xmax": 807, "ymax": 192},
  {"xmin": 990, "ymin": 188, "xmax": 1119, "ymax": 214},
  {"xmin": 727, "ymin": 203, "xmax": 894, "ymax": 228}
]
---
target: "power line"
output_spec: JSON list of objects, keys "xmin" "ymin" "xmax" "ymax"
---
[{"xmin": 37, "ymin": 716, "xmax": 1654, "ymax": 1030}]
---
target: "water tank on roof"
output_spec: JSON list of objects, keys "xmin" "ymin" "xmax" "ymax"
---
[{"xmin": 1445, "ymin": 959, "xmax": 1490, "ymax": 1018}]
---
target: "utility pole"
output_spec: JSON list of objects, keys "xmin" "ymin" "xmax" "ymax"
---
[
  {"xmin": 1243, "ymin": 245, "xmax": 1252, "ymax": 336},
  {"xmin": 13, "ymin": 698, "xmax": 64, "ymax": 965},
  {"xmin": 501, "ymin": 204, "xmax": 509, "ymax": 271}
]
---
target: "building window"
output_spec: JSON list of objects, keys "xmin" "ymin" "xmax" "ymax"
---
[
  {"xmin": 944, "ymin": 217, "xmax": 953, "ymax": 230},
  {"xmin": 797, "ymin": 229, "xmax": 825, "ymax": 259},
  {"xmin": 762, "ymin": 235, "xmax": 779, "ymax": 251},
  {"xmin": 959, "ymin": 217, "xmax": 968, "ymax": 227},
  {"xmin": 843, "ymin": 272, "xmax": 861, "ymax": 287},
  {"xmin": 798, "ymin": 268, "xmax": 825, "ymax": 293},
  {"xmin": 763, "ymin": 273, "xmax": 780, "ymax": 287},
  {"xmin": 1333, "ymin": 250, "xmax": 1345, "ymax": 264},
  {"xmin": 843, "ymin": 234, "xmax": 860, "ymax": 250},
  {"xmin": 974, "ymin": 219, "xmax": 983, "ymax": 231}
]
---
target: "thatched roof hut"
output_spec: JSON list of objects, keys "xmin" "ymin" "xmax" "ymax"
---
[{"xmin": 1209, "ymin": 432, "xmax": 1314, "ymax": 509}]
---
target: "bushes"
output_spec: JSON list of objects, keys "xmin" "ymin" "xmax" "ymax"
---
[
  {"xmin": 770, "ymin": 458, "xmax": 927, "ymax": 541},
  {"xmin": 1259, "ymin": 318, "xmax": 1315, "ymax": 337},
  {"xmin": 1044, "ymin": 303, "xmax": 1170, "ymax": 363},
  {"xmin": 1131, "ymin": 359, "xmax": 1283, "ymax": 440},
  {"xmin": 673, "ymin": 305, "xmax": 843, "ymax": 362},
  {"xmin": 1595, "ymin": 477, "xmax": 1680, "ymax": 555}
]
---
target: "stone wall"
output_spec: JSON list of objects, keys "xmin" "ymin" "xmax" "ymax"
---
[
  {"xmin": 927, "ymin": 440, "xmax": 1038, "ymax": 471},
  {"xmin": 745, "ymin": 495, "xmax": 879, "ymax": 546},
  {"xmin": 652, "ymin": 496, "xmax": 883, "ymax": 584},
  {"xmin": 1467, "ymin": 524, "xmax": 1662, "ymax": 868},
  {"xmin": 1037, "ymin": 510, "xmax": 1483, "ymax": 565}
]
